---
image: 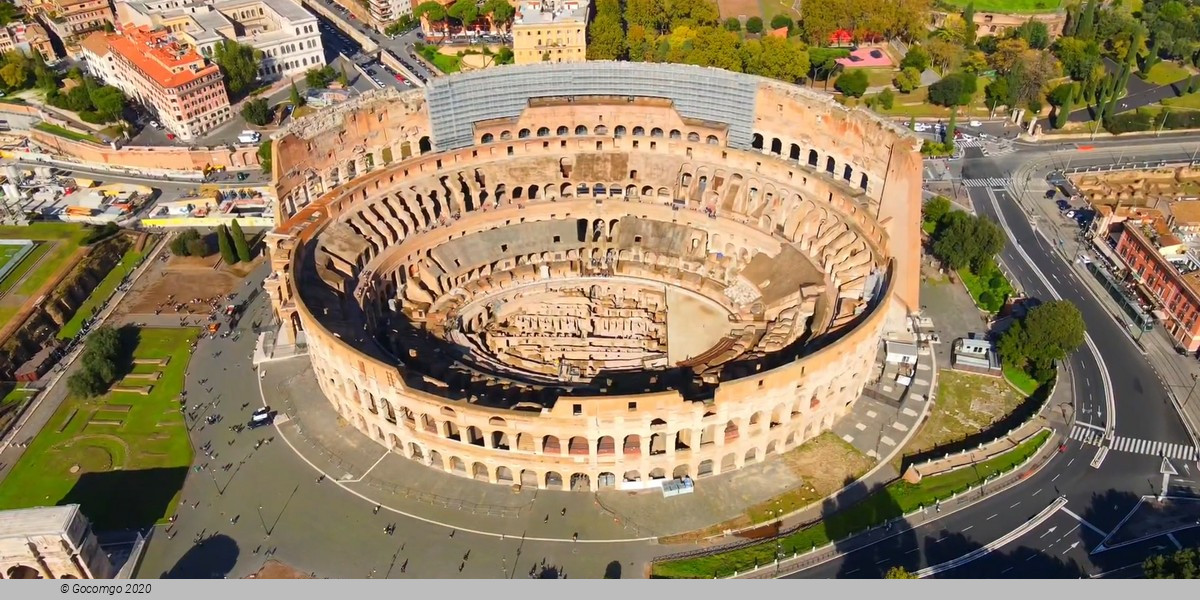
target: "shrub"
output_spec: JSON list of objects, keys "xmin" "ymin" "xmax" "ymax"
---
[
  {"xmin": 877, "ymin": 87, "xmax": 895, "ymax": 110},
  {"xmin": 835, "ymin": 69, "xmax": 869, "ymax": 98},
  {"xmin": 769, "ymin": 14, "xmax": 793, "ymax": 31},
  {"xmin": 746, "ymin": 16, "xmax": 763, "ymax": 34}
]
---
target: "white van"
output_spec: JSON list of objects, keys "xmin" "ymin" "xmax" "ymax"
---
[{"xmin": 237, "ymin": 131, "xmax": 261, "ymax": 144}]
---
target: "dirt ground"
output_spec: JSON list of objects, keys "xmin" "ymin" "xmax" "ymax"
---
[
  {"xmin": 244, "ymin": 560, "xmax": 313, "ymax": 579},
  {"xmin": 717, "ymin": 0, "xmax": 760, "ymax": 18},
  {"xmin": 114, "ymin": 254, "xmax": 259, "ymax": 318},
  {"xmin": 906, "ymin": 370, "xmax": 1024, "ymax": 456}
]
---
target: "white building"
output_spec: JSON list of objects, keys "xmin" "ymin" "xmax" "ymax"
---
[{"xmin": 114, "ymin": 0, "xmax": 325, "ymax": 80}]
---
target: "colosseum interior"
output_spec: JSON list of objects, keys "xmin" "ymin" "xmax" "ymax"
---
[{"xmin": 263, "ymin": 63, "xmax": 923, "ymax": 492}]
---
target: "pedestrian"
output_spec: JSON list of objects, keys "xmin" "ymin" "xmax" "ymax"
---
[
  {"xmin": 544, "ymin": 515, "xmax": 549, "ymax": 524},
  {"xmin": 561, "ymin": 508, "xmax": 566, "ymax": 517}
]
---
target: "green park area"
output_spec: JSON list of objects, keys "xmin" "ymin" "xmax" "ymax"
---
[
  {"xmin": 652, "ymin": 429, "xmax": 1052, "ymax": 578},
  {"xmin": 941, "ymin": 0, "xmax": 1062, "ymax": 12},
  {"xmin": 58, "ymin": 248, "xmax": 144, "ymax": 340},
  {"xmin": 1141, "ymin": 61, "xmax": 1191, "ymax": 86},
  {"xmin": 0, "ymin": 327, "xmax": 198, "ymax": 531},
  {"xmin": 0, "ymin": 223, "xmax": 91, "ymax": 328},
  {"xmin": 33, "ymin": 122, "xmax": 102, "ymax": 145}
]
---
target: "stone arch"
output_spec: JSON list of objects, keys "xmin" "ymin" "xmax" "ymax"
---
[
  {"xmin": 597, "ymin": 435, "xmax": 616, "ymax": 455},
  {"xmin": 418, "ymin": 136, "xmax": 431, "ymax": 154},
  {"xmin": 408, "ymin": 442, "xmax": 424, "ymax": 460},
  {"xmin": 669, "ymin": 129, "xmax": 681, "ymax": 140},
  {"xmin": 633, "ymin": 126, "xmax": 645, "ymax": 136},
  {"xmin": 649, "ymin": 432, "xmax": 667, "ymax": 455},
  {"xmin": 545, "ymin": 471, "xmax": 564, "ymax": 489},
  {"xmin": 491, "ymin": 430, "xmax": 510, "ymax": 450},
  {"xmin": 542, "ymin": 435, "xmax": 561, "ymax": 454},
  {"xmin": 673, "ymin": 464, "xmax": 689, "ymax": 478},
  {"xmin": 770, "ymin": 138, "xmax": 782, "ymax": 154},
  {"xmin": 706, "ymin": 135, "xmax": 719, "ymax": 144},
  {"xmin": 575, "ymin": 125, "xmax": 588, "ymax": 135},
  {"xmin": 789, "ymin": 143, "xmax": 801, "ymax": 160},
  {"xmin": 518, "ymin": 128, "xmax": 531, "ymax": 138},
  {"xmin": 568, "ymin": 436, "xmax": 589, "ymax": 455},
  {"xmin": 721, "ymin": 452, "xmax": 737, "ymax": 472},
  {"xmin": 649, "ymin": 467, "xmax": 667, "ymax": 479},
  {"xmin": 623, "ymin": 470, "xmax": 641, "ymax": 482},
  {"xmin": 651, "ymin": 127, "xmax": 663, "ymax": 138},
  {"xmin": 537, "ymin": 126, "xmax": 550, "ymax": 136},
  {"xmin": 481, "ymin": 133, "xmax": 494, "ymax": 144},
  {"xmin": 687, "ymin": 131, "xmax": 700, "ymax": 142},
  {"xmin": 697, "ymin": 459, "xmax": 714, "ymax": 477},
  {"xmin": 497, "ymin": 466, "xmax": 514, "ymax": 483},
  {"xmin": 623, "ymin": 434, "xmax": 641, "ymax": 455},
  {"xmin": 752, "ymin": 133, "xmax": 764, "ymax": 150},
  {"xmin": 749, "ymin": 412, "xmax": 763, "ymax": 430},
  {"xmin": 770, "ymin": 404, "xmax": 787, "ymax": 428},
  {"xmin": 466, "ymin": 426, "xmax": 485, "ymax": 446},
  {"xmin": 724, "ymin": 420, "xmax": 739, "ymax": 442},
  {"xmin": 598, "ymin": 471, "xmax": 616, "ymax": 488},
  {"xmin": 472, "ymin": 461, "xmax": 489, "ymax": 480},
  {"xmin": 843, "ymin": 164, "xmax": 853, "ymax": 181},
  {"xmin": 860, "ymin": 173, "xmax": 869, "ymax": 190},
  {"xmin": 825, "ymin": 156, "xmax": 836, "ymax": 174},
  {"xmin": 449, "ymin": 456, "xmax": 466, "ymax": 473},
  {"xmin": 594, "ymin": 124, "xmax": 608, "ymax": 135},
  {"xmin": 745, "ymin": 448, "xmax": 758, "ymax": 463},
  {"xmin": 615, "ymin": 125, "xmax": 627, "ymax": 137},
  {"xmin": 786, "ymin": 431, "xmax": 797, "ymax": 447},
  {"xmin": 429, "ymin": 449, "xmax": 444, "ymax": 469},
  {"xmin": 570, "ymin": 472, "xmax": 591, "ymax": 491},
  {"xmin": 557, "ymin": 125, "xmax": 569, "ymax": 135},
  {"xmin": 808, "ymin": 149, "xmax": 818, "ymax": 166},
  {"xmin": 420, "ymin": 414, "xmax": 437, "ymax": 434},
  {"xmin": 520, "ymin": 469, "xmax": 538, "ymax": 486},
  {"xmin": 6, "ymin": 565, "xmax": 41, "ymax": 579},
  {"xmin": 766, "ymin": 440, "xmax": 779, "ymax": 455}
]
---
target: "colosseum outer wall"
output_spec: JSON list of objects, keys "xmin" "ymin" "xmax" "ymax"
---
[{"xmin": 264, "ymin": 64, "xmax": 922, "ymax": 492}]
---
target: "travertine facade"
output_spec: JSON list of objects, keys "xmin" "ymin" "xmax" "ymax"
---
[
  {"xmin": 265, "ymin": 63, "xmax": 922, "ymax": 491},
  {"xmin": 0, "ymin": 505, "xmax": 113, "ymax": 579}
]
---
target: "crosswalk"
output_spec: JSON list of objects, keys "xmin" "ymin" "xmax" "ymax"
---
[
  {"xmin": 961, "ymin": 177, "xmax": 1011, "ymax": 188},
  {"xmin": 1069, "ymin": 425, "xmax": 1199, "ymax": 461}
]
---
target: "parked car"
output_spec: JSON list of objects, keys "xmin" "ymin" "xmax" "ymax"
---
[
  {"xmin": 968, "ymin": 120, "xmax": 982, "ymax": 127},
  {"xmin": 149, "ymin": 120, "xmax": 162, "ymax": 129}
]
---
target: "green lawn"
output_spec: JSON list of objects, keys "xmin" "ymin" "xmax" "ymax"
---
[
  {"xmin": 1142, "ymin": 62, "xmax": 1191, "ymax": 86},
  {"xmin": 758, "ymin": 0, "xmax": 799, "ymax": 19},
  {"xmin": 1163, "ymin": 91, "xmax": 1200, "ymax": 110},
  {"xmin": 904, "ymin": 370, "xmax": 1026, "ymax": 462},
  {"xmin": 0, "ymin": 385, "xmax": 34, "ymax": 432},
  {"xmin": 0, "ymin": 224, "xmax": 90, "ymax": 329},
  {"xmin": 864, "ymin": 68, "xmax": 898, "ymax": 88},
  {"xmin": 0, "ymin": 242, "xmax": 48, "ymax": 296},
  {"xmin": 958, "ymin": 266, "xmax": 1014, "ymax": 314},
  {"xmin": 922, "ymin": 220, "xmax": 937, "ymax": 235},
  {"xmin": 0, "ymin": 243, "xmax": 22, "ymax": 266},
  {"xmin": 880, "ymin": 85, "xmax": 994, "ymax": 119},
  {"xmin": 652, "ymin": 429, "xmax": 1051, "ymax": 578},
  {"xmin": 0, "ymin": 327, "xmax": 198, "ymax": 531},
  {"xmin": 1003, "ymin": 363, "xmax": 1043, "ymax": 396},
  {"xmin": 431, "ymin": 53, "xmax": 462, "ymax": 74},
  {"xmin": 33, "ymin": 122, "xmax": 102, "ymax": 144},
  {"xmin": 940, "ymin": 0, "xmax": 1062, "ymax": 12},
  {"xmin": 58, "ymin": 249, "xmax": 144, "ymax": 340}
]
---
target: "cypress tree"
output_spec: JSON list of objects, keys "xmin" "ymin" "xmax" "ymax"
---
[
  {"xmin": 217, "ymin": 225, "xmax": 238, "ymax": 265},
  {"xmin": 1077, "ymin": 0, "xmax": 1097, "ymax": 41},
  {"xmin": 963, "ymin": 2, "xmax": 977, "ymax": 50},
  {"xmin": 1055, "ymin": 95, "xmax": 1073, "ymax": 129},
  {"xmin": 231, "ymin": 219, "xmax": 251, "ymax": 262},
  {"xmin": 1063, "ymin": 4, "xmax": 1079, "ymax": 37}
]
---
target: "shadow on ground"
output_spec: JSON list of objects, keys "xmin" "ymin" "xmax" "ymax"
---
[
  {"xmin": 160, "ymin": 534, "xmax": 240, "ymax": 578},
  {"xmin": 60, "ymin": 467, "xmax": 188, "ymax": 531}
]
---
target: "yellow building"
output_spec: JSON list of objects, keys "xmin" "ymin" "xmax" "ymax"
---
[{"xmin": 512, "ymin": 0, "xmax": 587, "ymax": 65}]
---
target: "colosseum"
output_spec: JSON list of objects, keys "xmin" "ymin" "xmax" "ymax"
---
[{"xmin": 263, "ymin": 62, "xmax": 922, "ymax": 492}]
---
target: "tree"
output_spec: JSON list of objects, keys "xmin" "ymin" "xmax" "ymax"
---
[
  {"xmin": 1144, "ymin": 547, "xmax": 1200, "ymax": 578},
  {"xmin": 946, "ymin": 109, "xmax": 957, "ymax": 144},
  {"xmin": 922, "ymin": 195, "xmax": 952, "ymax": 226},
  {"xmin": 289, "ymin": 80, "xmax": 303, "ymax": 107},
  {"xmin": 415, "ymin": 1, "xmax": 449, "ymax": 36},
  {"xmin": 212, "ymin": 40, "xmax": 261, "ymax": 98},
  {"xmin": 1000, "ymin": 300, "xmax": 1086, "ymax": 378},
  {"xmin": 231, "ymin": 219, "xmax": 252, "ymax": 262},
  {"xmin": 894, "ymin": 67, "xmax": 922, "ymax": 93},
  {"xmin": 962, "ymin": 1, "xmax": 977, "ymax": 50},
  {"xmin": 483, "ymin": 0, "xmax": 515, "ymax": 31},
  {"xmin": 448, "ymin": 0, "xmax": 479, "ymax": 26},
  {"xmin": 241, "ymin": 98, "xmax": 271, "ymax": 126},
  {"xmin": 625, "ymin": 0, "xmax": 667, "ymax": 33},
  {"xmin": 1053, "ymin": 37, "xmax": 1101, "ymax": 81},
  {"xmin": 257, "ymin": 140, "xmax": 272, "ymax": 175},
  {"xmin": 67, "ymin": 325, "xmax": 123, "ymax": 398},
  {"xmin": 0, "ymin": 62, "xmax": 26, "ymax": 89},
  {"xmin": 928, "ymin": 72, "xmax": 977, "ymax": 107},
  {"xmin": 67, "ymin": 367, "xmax": 107, "ymax": 399},
  {"xmin": 930, "ymin": 211, "xmax": 1004, "ymax": 271},
  {"xmin": 217, "ymin": 224, "xmax": 238, "ymax": 265},
  {"xmin": 835, "ymin": 69, "xmax": 869, "ymax": 97},
  {"xmin": 899, "ymin": 45, "xmax": 931, "ymax": 72},
  {"xmin": 587, "ymin": 13, "xmax": 625, "ymax": 60},
  {"xmin": 885, "ymin": 565, "xmax": 918, "ymax": 579},
  {"xmin": 990, "ymin": 38, "xmax": 1030, "ymax": 74},
  {"xmin": 723, "ymin": 17, "xmax": 741, "ymax": 32},
  {"xmin": 305, "ymin": 65, "xmax": 337, "ymax": 88},
  {"xmin": 877, "ymin": 87, "xmax": 895, "ymax": 110},
  {"xmin": 741, "ymin": 36, "xmax": 809, "ymax": 83},
  {"xmin": 769, "ymin": 14, "xmax": 793, "ymax": 32},
  {"xmin": 1054, "ymin": 94, "xmax": 1073, "ymax": 129},
  {"xmin": 746, "ymin": 16, "xmax": 763, "ymax": 34},
  {"xmin": 927, "ymin": 38, "xmax": 963, "ymax": 72},
  {"xmin": 1013, "ymin": 19, "xmax": 1050, "ymax": 50},
  {"xmin": 89, "ymin": 86, "xmax": 125, "ymax": 122},
  {"xmin": 1077, "ymin": 0, "xmax": 1097, "ymax": 41}
]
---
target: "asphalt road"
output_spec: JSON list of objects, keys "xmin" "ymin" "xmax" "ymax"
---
[{"xmin": 787, "ymin": 140, "xmax": 1200, "ymax": 579}]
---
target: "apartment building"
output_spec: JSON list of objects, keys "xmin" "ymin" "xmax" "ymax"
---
[
  {"xmin": 0, "ymin": 21, "xmax": 55, "ymax": 57},
  {"xmin": 79, "ymin": 25, "xmax": 232, "ymax": 141},
  {"xmin": 35, "ymin": 0, "xmax": 114, "ymax": 55},
  {"xmin": 114, "ymin": 0, "xmax": 324, "ymax": 80},
  {"xmin": 512, "ymin": 0, "xmax": 587, "ymax": 65},
  {"xmin": 1114, "ymin": 218, "xmax": 1200, "ymax": 352}
]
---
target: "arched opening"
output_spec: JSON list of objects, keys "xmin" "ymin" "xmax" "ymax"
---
[
  {"xmin": 687, "ymin": 131, "xmax": 700, "ymax": 142},
  {"xmin": 752, "ymin": 133, "xmax": 764, "ymax": 150},
  {"xmin": 770, "ymin": 138, "xmax": 782, "ymax": 154},
  {"xmin": 497, "ymin": 466, "xmax": 514, "ymax": 483},
  {"xmin": 491, "ymin": 430, "xmax": 510, "ymax": 450},
  {"xmin": 649, "ymin": 467, "xmax": 667, "ymax": 480},
  {"xmin": 408, "ymin": 442, "xmax": 424, "ymax": 460},
  {"xmin": 724, "ymin": 420, "xmax": 739, "ymax": 442},
  {"xmin": 669, "ymin": 129, "xmax": 681, "ymax": 140},
  {"xmin": 516, "ymin": 432, "xmax": 535, "ymax": 452},
  {"xmin": 843, "ymin": 164, "xmax": 853, "ymax": 181},
  {"xmin": 598, "ymin": 471, "xmax": 616, "ymax": 488},
  {"xmin": 570, "ymin": 473, "xmax": 591, "ymax": 491},
  {"xmin": 542, "ymin": 435, "xmax": 561, "ymax": 454},
  {"xmin": 594, "ymin": 124, "xmax": 608, "ymax": 135},
  {"xmin": 466, "ymin": 426, "xmax": 484, "ymax": 446},
  {"xmin": 633, "ymin": 126, "xmax": 645, "ymax": 136},
  {"xmin": 575, "ymin": 125, "xmax": 588, "ymax": 135},
  {"xmin": 697, "ymin": 459, "xmax": 714, "ymax": 477},
  {"xmin": 808, "ymin": 149, "xmax": 818, "ymax": 166},
  {"xmin": 672, "ymin": 464, "xmax": 690, "ymax": 479},
  {"xmin": 537, "ymin": 126, "xmax": 550, "ymax": 136},
  {"xmin": 615, "ymin": 125, "xmax": 626, "ymax": 137},
  {"xmin": 568, "ymin": 436, "xmax": 589, "ymax": 455},
  {"xmin": 649, "ymin": 433, "xmax": 666, "ymax": 455},
  {"xmin": 545, "ymin": 471, "xmax": 564, "ymax": 489},
  {"xmin": 557, "ymin": 125, "xmax": 569, "ymax": 135},
  {"xmin": 766, "ymin": 440, "xmax": 779, "ymax": 455},
  {"xmin": 744, "ymin": 448, "xmax": 758, "ymax": 463},
  {"xmin": 825, "ymin": 156, "xmax": 836, "ymax": 174},
  {"xmin": 860, "ymin": 173, "xmax": 869, "ymax": 190},
  {"xmin": 481, "ymin": 133, "xmax": 494, "ymax": 144},
  {"xmin": 623, "ymin": 434, "xmax": 641, "ymax": 455},
  {"xmin": 789, "ymin": 143, "xmax": 801, "ymax": 160},
  {"xmin": 6, "ymin": 565, "xmax": 42, "ymax": 579},
  {"xmin": 449, "ymin": 456, "xmax": 466, "ymax": 473},
  {"xmin": 418, "ymin": 136, "xmax": 431, "ymax": 154},
  {"xmin": 445, "ymin": 422, "xmax": 461, "ymax": 441},
  {"xmin": 472, "ymin": 462, "xmax": 489, "ymax": 481},
  {"xmin": 623, "ymin": 470, "xmax": 641, "ymax": 482},
  {"xmin": 518, "ymin": 128, "xmax": 531, "ymax": 138},
  {"xmin": 720, "ymin": 452, "xmax": 737, "ymax": 472},
  {"xmin": 706, "ymin": 135, "xmax": 719, "ymax": 145},
  {"xmin": 429, "ymin": 449, "xmax": 444, "ymax": 469},
  {"xmin": 650, "ymin": 127, "xmax": 663, "ymax": 138},
  {"xmin": 597, "ymin": 435, "xmax": 616, "ymax": 455}
]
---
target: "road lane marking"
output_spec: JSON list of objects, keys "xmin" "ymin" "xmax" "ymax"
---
[
  {"xmin": 987, "ymin": 514, "xmax": 997, "ymax": 520},
  {"xmin": 962, "ymin": 525, "xmax": 974, "ymax": 532},
  {"xmin": 1060, "ymin": 506, "xmax": 1108, "ymax": 536},
  {"xmin": 1010, "ymin": 502, "xmax": 1021, "ymax": 509},
  {"xmin": 1033, "ymin": 488, "xmax": 1043, "ymax": 496}
]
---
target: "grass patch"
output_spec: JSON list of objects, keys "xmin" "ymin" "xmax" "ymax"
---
[
  {"xmin": 864, "ymin": 68, "xmax": 898, "ymax": 88},
  {"xmin": 958, "ymin": 265, "xmax": 1014, "ymax": 314},
  {"xmin": 903, "ymin": 371, "xmax": 1026, "ymax": 461},
  {"xmin": 431, "ymin": 53, "xmax": 462, "ymax": 74},
  {"xmin": 759, "ymin": 0, "xmax": 800, "ymax": 19},
  {"xmin": 0, "ymin": 327, "xmax": 198, "ymax": 530},
  {"xmin": 1141, "ymin": 62, "xmax": 1191, "ymax": 86},
  {"xmin": 652, "ymin": 429, "xmax": 1051, "ymax": 578},
  {"xmin": 58, "ymin": 249, "xmax": 144, "ymax": 340},
  {"xmin": 745, "ymin": 433, "xmax": 873, "ymax": 525},
  {"xmin": 0, "ymin": 242, "xmax": 49, "ymax": 296},
  {"xmin": 922, "ymin": 220, "xmax": 936, "ymax": 235},
  {"xmin": 1003, "ymin": 363, "xmax": 1042, "ymax": 396},
  {"xmin": 34, "ymin": 122, "xmax": 102, "ymax": 144},
  {"xmin": 879, "ymin": 85, "xmax": 993, "ymax": 118},
  {"xmin": 939, "ymin": 0, "xmax": 1062, "ymax": 12},
  {"xmin": 1162, "ymin": 91, "xmax": 1200, "ymax": 110}
]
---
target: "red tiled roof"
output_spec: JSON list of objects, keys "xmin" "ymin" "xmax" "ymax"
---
[{"xmin": 108, "ymin": 25, "xmax": 220, "ymax": 89}]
